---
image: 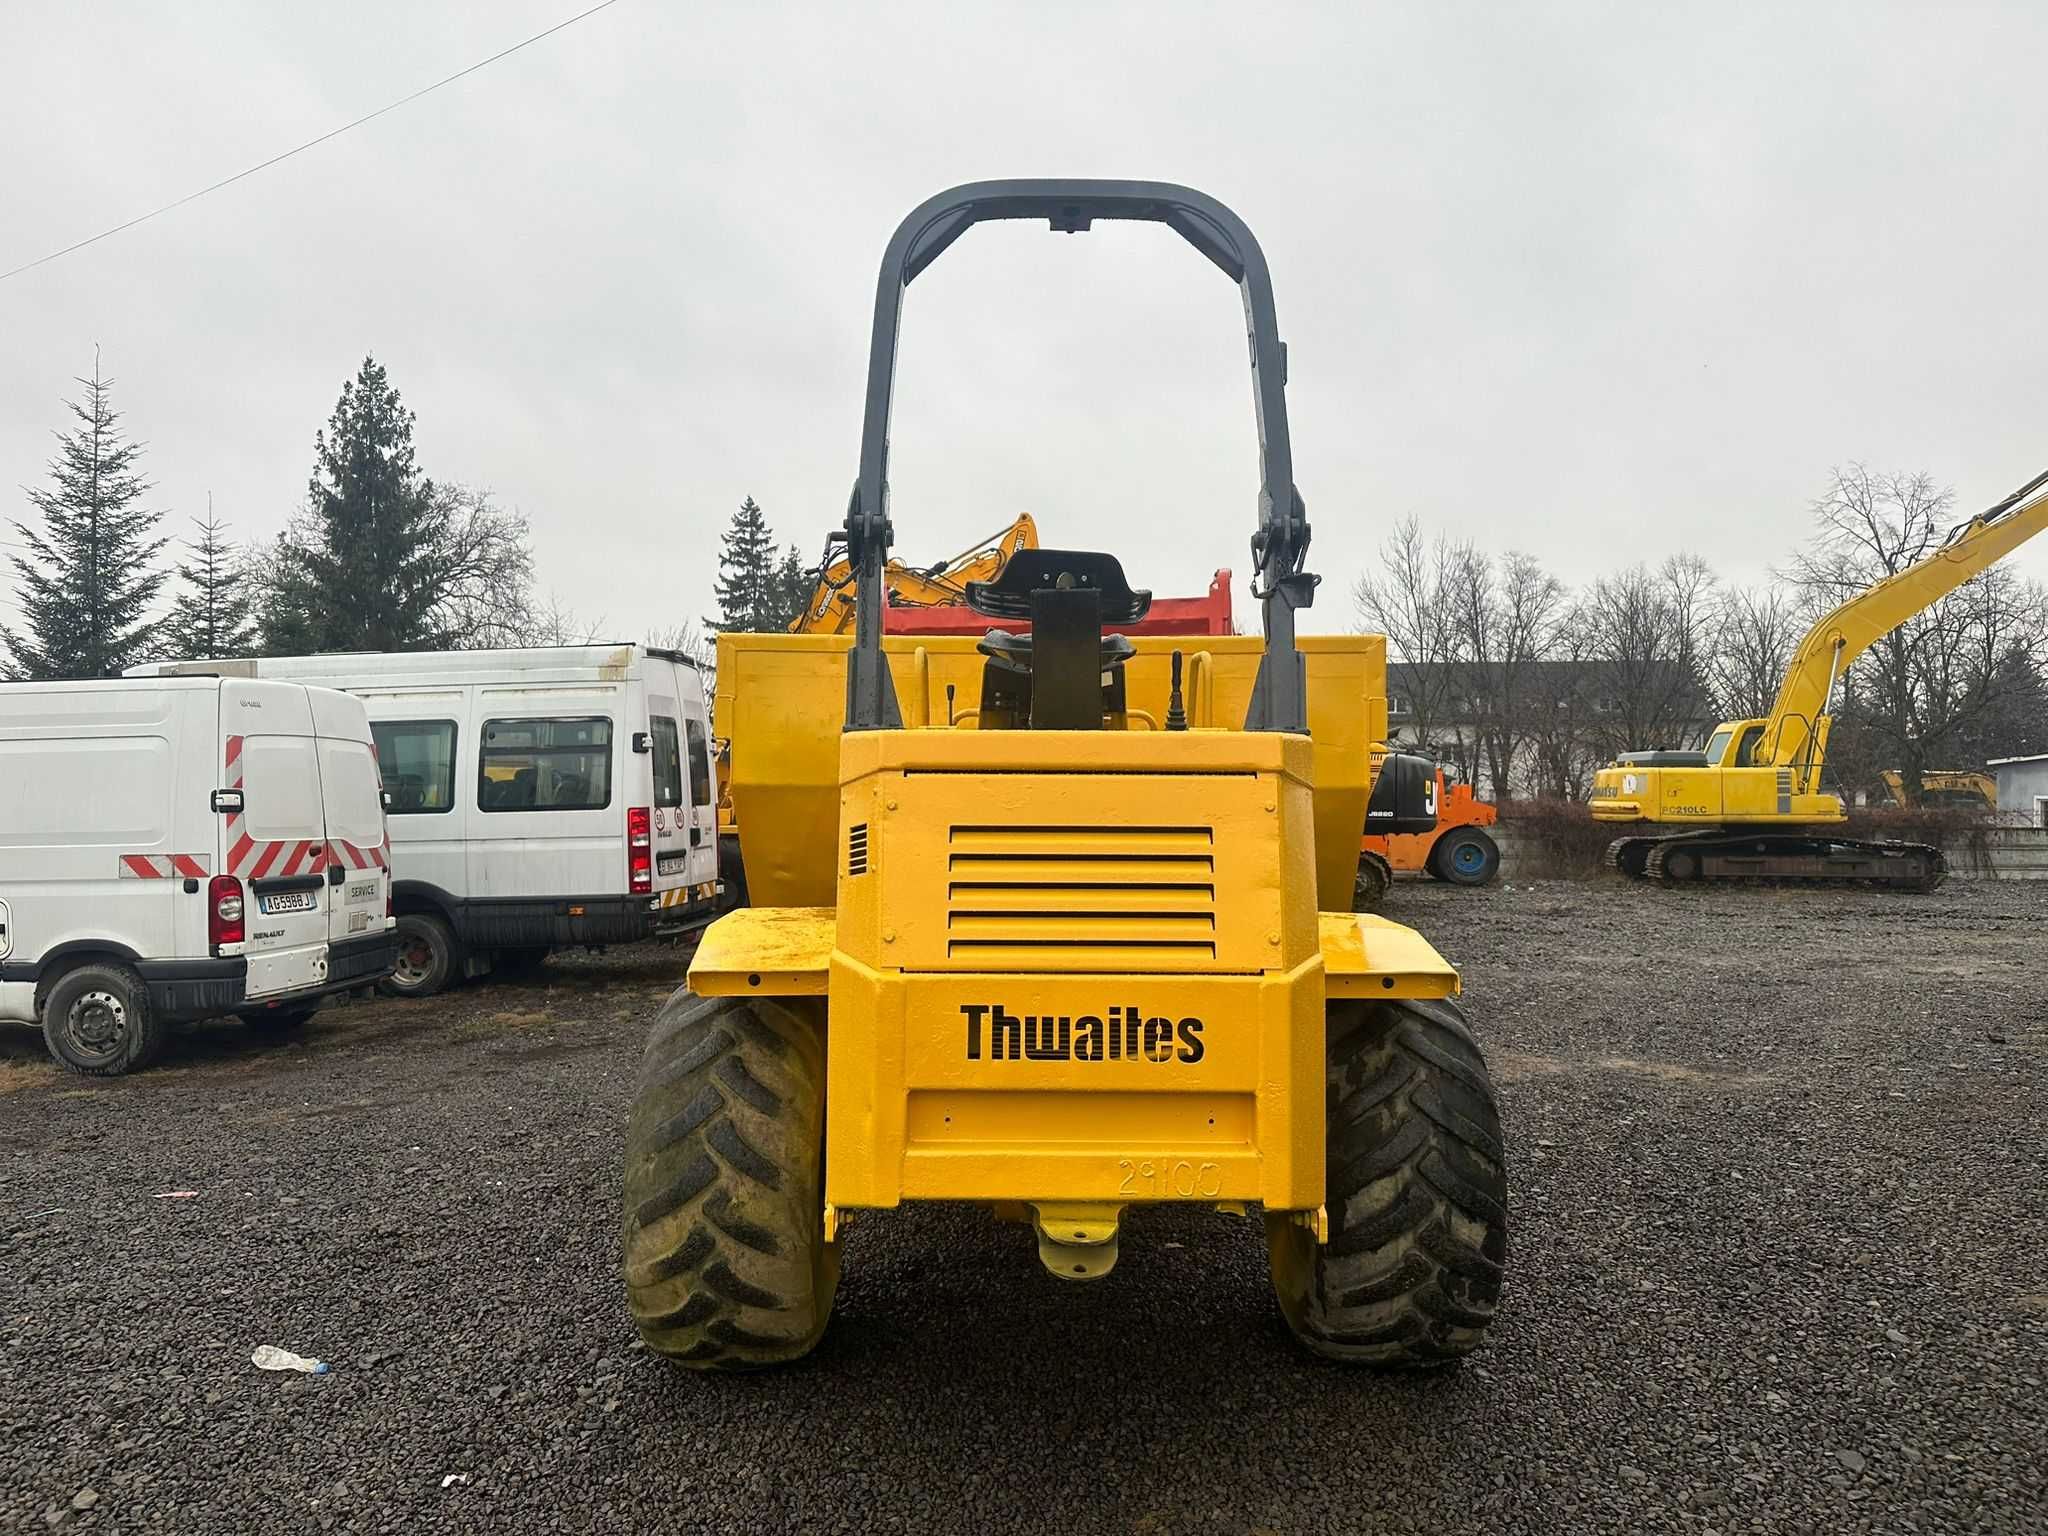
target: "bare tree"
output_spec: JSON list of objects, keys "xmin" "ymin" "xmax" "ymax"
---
[
  {"xmin": 1352, "ymin": 514, "xmax": 1463, "ymax": 750},
  {"xmin": 1703, "ymin": 583, "xmax": 1802, "ymax": 721},
  {"xmin": 1789, "ymin": 465, "xmax": 2048, "ymax": 800},
  {"xmin": 416, "ymin": 485, "xmax": 538, "ymax": 649},
  {"xmin": 647, "ymin": 617, "xmax": 712, "ymax": 667},
  {"xmin": 1522, "ymin": 599, "xmax": 1601, "ymax": 799},
  {"xmin": 1577, "ymin": 554, "xmax": 1716, "ymax": 757},
  {"xmin": 1445, "ymin": 545, "xmax": 1566, "ymax": 798},
  {"xmin": 516, "ymin": 592, "xmax": 607, "ymax": 647}
]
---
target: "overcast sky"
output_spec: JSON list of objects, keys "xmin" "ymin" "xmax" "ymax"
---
[{"xmin": 6, "ymin": 1, "xmax": 2047, "ymax": 647}]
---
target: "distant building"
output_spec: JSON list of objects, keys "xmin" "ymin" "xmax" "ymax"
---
[
  {"xmin": 1989, "ymin": 754, "xmax": 2048, "ymax": 826},
  {"xmin": 1383, "ymin": 659, "xmax": 1718, "ymax": 800}
]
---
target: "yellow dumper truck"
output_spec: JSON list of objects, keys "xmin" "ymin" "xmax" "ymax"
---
[{"xmin": 620, "ymin": 181, "xmax": 1508, "ymax": 1368}]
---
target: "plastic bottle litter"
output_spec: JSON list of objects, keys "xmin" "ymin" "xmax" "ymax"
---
[{"xmin": 251, "ymin": 1345, "xmax": 329, "ymax": 1375}]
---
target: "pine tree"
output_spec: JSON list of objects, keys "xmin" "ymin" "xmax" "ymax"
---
[
  {"xmin": 708, "ymin": 496, "xmax": 781, "ymax": 632},
  {"xmin": 1, "ymin": 359, "xmax": 167, "ymax": 679},
  {"xmin": 278, "ymin": 356, "xmax": 444, "ymax": 650},
  {"xmin": 160, "ymin": 500, "xmax": 256, "ymax": 660},
  {"xmin": 772, "ymin": 543, "xmax": 814, "ymax": 630}
]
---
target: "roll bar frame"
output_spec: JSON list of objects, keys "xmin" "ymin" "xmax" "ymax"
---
[{"xmin": 841, "ymin": 179, "xmax": 1315, "ymax": 733}]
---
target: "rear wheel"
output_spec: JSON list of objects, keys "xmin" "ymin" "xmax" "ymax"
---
[
  {"xmin": 1352, "ymin": 851, "xmax": 1392, "ymax": 911},
  {"xmin": 42, "ymin": 964, "xmax": 165, "ymax": 1076},
  {"xmin": 1434, "ymin": 828, "xmax": 1500, "ymax": 886},
  {"xmin": 1268, "ymin": 996, "xmax": 1507, "ymax": 1365},
  {"xmin": 622, "ymin": 991, "xmax": 837, "ymax": 1369},
  {"xmin": 380, "ymin": 913, "xmax": 456, "ymax": 998}
]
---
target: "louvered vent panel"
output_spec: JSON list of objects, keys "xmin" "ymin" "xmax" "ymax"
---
[{"xmin": 944, "ymin": 824, "xmax": 1216, "ymax": 965}]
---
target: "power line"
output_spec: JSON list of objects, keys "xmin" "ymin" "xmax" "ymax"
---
[{"xmin": 0, "ymin": 0, "xmax": 623, "ymax": 285}]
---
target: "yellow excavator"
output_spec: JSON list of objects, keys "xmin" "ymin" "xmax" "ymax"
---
[
  {"xmin": 789, "ymin": 513, "xmax": 1038, "ymax": 633},
  {"xmin": 1877, "ymin": 769, "xmax": 1995, "ymax": 812},
  {"xmin": 1594, "ymin": 466, "xmax": 2048, "ymax": 888}
]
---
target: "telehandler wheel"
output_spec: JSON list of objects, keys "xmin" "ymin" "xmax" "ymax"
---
[
  {"xmin": 1435, "ymin": 827, "xmax": 1501, "ymax": 887},
  {"xmin": 621, "ymin": 990, "xmax": 838, "ymax": 1370},
  {"xmin": 1268, "ymin": 996, "xmax": 1507, "ymax": 1366},
  {"xmin": 1352, "ymin": 851, "xmax": 1392, "ymax": 911}
]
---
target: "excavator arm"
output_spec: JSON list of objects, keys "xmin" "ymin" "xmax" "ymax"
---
[
  {"xmin": 1761, "ymin": 468, "xmax": 2048, "ymax": 785},
  {"xmin": 790, "ymin": 513, "xmax": 1039, "ymax": 633}
]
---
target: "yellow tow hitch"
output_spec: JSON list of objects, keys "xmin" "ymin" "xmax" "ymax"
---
[{"xmin": 1031, "ymin": 1203, "xmax": 1122, "ymax": 1281}]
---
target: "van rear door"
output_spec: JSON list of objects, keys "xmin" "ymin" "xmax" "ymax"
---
[
  {"xmin": 222, "ymin": 681, "xmax": 330, "ymax": 997},
  {"xmin": 648, "ymin": 706, "xmax": 690, "ymax": 895},
  {"xmin": 309, "ymin": 690, "xmax": 389, "ymax": 949},
  {"xmin": 647, "ymin": 662, "xmax": 717, "ymax": 903}
]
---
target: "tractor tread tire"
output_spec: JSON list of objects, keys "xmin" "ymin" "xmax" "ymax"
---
[
  {"xmin": 1272, "ymin": 996, "xmax": 1507, "ymax": 1366},
  {"xmin": 621, "ymin": 990, "xmax": 835, "ymax": 1370},
  {"xmin": 1353, "ymin": 851, "xmax": 1393, "ymax": 911}
]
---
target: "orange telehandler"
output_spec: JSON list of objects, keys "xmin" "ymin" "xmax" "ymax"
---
[{"xmin": 1359, "ymin": 766, "xmax": 1500, "ymax": 901}]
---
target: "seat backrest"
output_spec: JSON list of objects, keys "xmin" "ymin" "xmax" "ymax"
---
[{"xmin": 966, "ymin": 549, "xmax": 1152, "ymax": 625}]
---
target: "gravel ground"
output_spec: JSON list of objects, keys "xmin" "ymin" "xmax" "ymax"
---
[{"xmin": 3, "ymin": 879, "xmax": 2044, "ymax": 1535}]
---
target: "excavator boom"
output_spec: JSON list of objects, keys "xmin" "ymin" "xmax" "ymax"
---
[
  {"xmin": 1763, "ymin": 469, "xmax": 2048, "ymax": 775},
  {"xmin": 791, "ymin": 514, "xmax": 1039, "ymax": 633}
]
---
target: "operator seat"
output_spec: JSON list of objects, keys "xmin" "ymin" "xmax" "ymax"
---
[{"xmin": 965, "ymin": 549, "xmax": 1151, "ymax": 730}]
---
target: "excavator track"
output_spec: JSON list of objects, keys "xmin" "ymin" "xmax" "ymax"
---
[
  {"xmin": 1603, "ymin": 835, "xmax": 1660, "ymax": 879},
  {"xmin": 1614, "ymin": 828, "xmax": 1947, "ymax": 891}
]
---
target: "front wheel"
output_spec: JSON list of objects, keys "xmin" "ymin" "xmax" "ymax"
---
[
  {"xmin": 1268, "ymin": 996, "xmax": 1507, "ymax": 1365},
  {"xmin": 621, "ymin": 991, "xmax": 837, "ymax": 1369},
  {"xmin": 42, "ymin": 963, "xmax": 165, "ymax": 1076},
  {"xmin": 380, "ymin": 913, "xmax": 457, "ymax": 998}
]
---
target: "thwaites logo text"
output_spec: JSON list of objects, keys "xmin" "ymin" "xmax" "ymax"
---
[{"xmin": 961, "ymin": 1004, "xmax": 1204, "ymax": 1064}]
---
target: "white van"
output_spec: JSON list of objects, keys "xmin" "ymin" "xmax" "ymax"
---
[
  {"xmin": 140, "ymin": 646, "xmax": 720, "ymax": 996},
  {"xmin": 0, "ymin": 676, "xmax": 397, "ymax": 1074}
]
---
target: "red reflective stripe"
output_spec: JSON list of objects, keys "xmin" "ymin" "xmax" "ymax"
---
[
  {"xmin": 121, "ymin": 855, "xmax": 160, "ymax": 878},
  {"xmin": 229, "ymin": 832, "xmax": 256, "ymax": 875},
  {"xmin": 308, "ymin": 843, "xmax": 327, "ymax": 871},
  {"xmin": 281, "ymin": 841, "xmax": 311, "ymax": 877},
  {"xmin": 171, "ymin": 854, "xmax": 206, "ymax": 879},
  {"xmin": 249, "ymin": 841, "xmax": 287, "ymax": 880},
  {"xmin": 225, "ymin": 734, "xmax": 243, "ymax": 772}
]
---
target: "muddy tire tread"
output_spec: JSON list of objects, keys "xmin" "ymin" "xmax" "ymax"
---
[
  {"xmin": 1280, "ymin": 996, "xmax": 1508, "ymax": 1365},
  {"xmin": 621, "ymin": 990, "xmax": 833, "ymax": 1370}
]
